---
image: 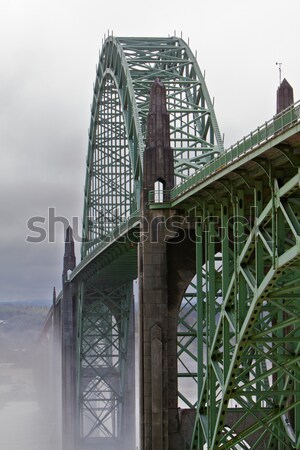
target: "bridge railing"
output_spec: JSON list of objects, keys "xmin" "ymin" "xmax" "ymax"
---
[
  {"xmin": 148, "ymin": 100, "xmax": 300, "ymax": 204},
  {"xmin": 148, "ymin": 190, "xmax": 172, "ymax": 204}
]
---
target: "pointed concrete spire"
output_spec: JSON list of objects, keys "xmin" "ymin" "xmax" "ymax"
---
[
  {"xmin": 53, "ymin": 286, "xmax": 56, "ymax": 306},
  {"xmin": 143, "ymin": 78, "xmax": 174, "ymax": 200},
  {"xmin": 277, "ymin": 78, "xmax": 294, "ymax": 114},
  {"xmin": 63, "ymin": 226, "xmax": 76, "ymax": 276},
  {"xmin": 149, "ymin": 77, "xmax": 167, "ymax": 114}
]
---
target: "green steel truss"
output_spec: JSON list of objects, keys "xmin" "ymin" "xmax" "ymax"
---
[
  {"xmin": 76, "ymin": 36, "xmax": 300, "ymax": 450},
  {"xmin": 177, "ymin": 278, "xmax": 198, "ymax": 409},
  {"xmin": 78, "ymin": 282, "xmax": 133, "ymax": 447},
  {"xmin": 79, "ymin": 37, "xmax": 224, "ymax": 446},
  {"xmin": 82, "ymin": 36, "xmax": 223, "ymax": 257},
  {"xmin": 189, "ymin": 171, "xmax": 300, "ymax": 449}
]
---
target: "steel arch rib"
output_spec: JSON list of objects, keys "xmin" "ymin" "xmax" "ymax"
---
[
  {"xmin": 82, "ymin": 37, "xmax": 143, "ymax": 258},
  {"xmin": 81, "ymin": 36, "xmax": 223, "ymax": 258},
  {"xmin": 79, "ymin": 35, "xmax": 225, "ymax": 449}
]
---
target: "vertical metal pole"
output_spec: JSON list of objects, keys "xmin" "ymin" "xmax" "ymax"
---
[
  {"xmin": 295, "ymin": 333, "xmax": 300, "ymax": 448},
  {"xmin": 254, "ymin": 182, "xmax": 264, "ymax": 408},
  {"xmin": 207, "ymin": 207, "xmax": 216, "ymax": 446},
  {"xmin": 273, "ymin": 180, "xmax": 286, "ymax": 448},
  {"xmin": 255, "ymin": 182, "xmax": 264, "ymax": 286},
  {"xmin": 232, "ymin": 192, "xmax": 239, "ymax": 340},
  {"xmin": 221, "ymin": 200, "xmax": 230, "ymax": 381},
  {"xmin": 196, "ymin": 217, "xmax": 204, "ymax": 449},
  {"xmin": 237, "ymin": 189, "xmax": 247, "ymax": 326}
]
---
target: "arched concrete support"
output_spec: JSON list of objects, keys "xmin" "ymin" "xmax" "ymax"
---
[{"xmin": 139, "ymin": 212, "xmax": 196, "ymax": 450}]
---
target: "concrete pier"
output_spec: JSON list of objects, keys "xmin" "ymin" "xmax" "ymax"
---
[
  {"xmin": 139, "ymin": 79, "xmax": 196, "ymax": 450},
  {"xmin": 61, "ymin": 227, "xmax": 77, "ymax": 450}
]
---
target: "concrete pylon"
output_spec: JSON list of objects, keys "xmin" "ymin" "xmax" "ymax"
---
[
  {"xmin": 277, "ymin": 78, "xmax": 294, "ymax": 113},
  {"xmin": 53, "ymin": 286, "xmax": 61, "ymax": 349},
  {"xmin": 143, "ymin": 77, "xmax": 174, "ymax": 204},
  {"xmin": 61, "ymin": 226, "xmax": 78, "ymax": 450},
  {"xmin": 52, "ymin": 286, "xmax": 62, "ymax": 450},
  {"xmin": 139, "ymin": 79, "xmax": 195, "ymax": 450},
  {"xmin": 123, "ymin": 291, "xmax": 137, "ymax": 450}
]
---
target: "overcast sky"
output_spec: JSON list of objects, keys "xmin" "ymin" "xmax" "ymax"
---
[{"xmin": 0, "ymin": 0, "xmax": 299, "ymax": 302}]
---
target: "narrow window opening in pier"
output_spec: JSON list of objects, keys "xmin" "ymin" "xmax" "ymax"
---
[{"xmin": 154, "ymin": 178, "xmax": 165, "ymax": 203}]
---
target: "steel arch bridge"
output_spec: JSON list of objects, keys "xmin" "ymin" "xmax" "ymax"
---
[
  {"xmin": 40, "ymin": 36, "xmax": 300, "ymax": 450},
  {"xmin": 82, "ymin": 36, "xmax": 223, "ymax": 258}
]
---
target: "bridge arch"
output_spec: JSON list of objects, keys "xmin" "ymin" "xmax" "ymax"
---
[
  {"xmin": 35, "ymin": 36, "xmax": 300, "ymax": 450},
  {"xmin": 37, "ymin": 34, "xmax": 300, "ymax": 450},
  {"xmin": 71, "ymin": 35, "xmax": 227, "ymax": 450},
  {"xmin": 82, "ymin": 36, "xmax": 224, "ymax": 258}
]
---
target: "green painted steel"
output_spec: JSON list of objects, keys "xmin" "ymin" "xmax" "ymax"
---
[
  {"xmin": 51, "ymin": 36, "xmax": 300, "ymax": 450},
  {"xmin": 147, "ymin": 101, "xmax": 300, "ymax": 448},
  {"xmin": 81, "ymin": 36, "xmax": 223, "ymax": 258},
  {"xmin": 188, "ymin": 172, "xmax": 300, "ymax": 449},
  {"xmin": 171, "ymin": 100, "xmax": 300, "ymax": 203},
  {"xmin": 177, "ymin": 279, "xmax": 198, "ymax": 409},
  {"xmin": 78, "ymin": 282, "xmax": 133, "ymax": 446},
  {"xmin": 77, "ymin": 36, "xmax": 223, "ymax": 449}
]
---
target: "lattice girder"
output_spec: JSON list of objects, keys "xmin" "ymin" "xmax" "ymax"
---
[
  {"xmin": 78, "ymin": 283, "xmax": 132, "ymax": 445},
  {"xmin": 178, "ymin": 283, "xmax": 198, "ymax": 409},
  {"xmin": 82, "ymin": 36, "xmax": 223, "ymax": 258},
  {"xmin": 191, "ymin": 171, "xmax": 300, "ymax": 449}
]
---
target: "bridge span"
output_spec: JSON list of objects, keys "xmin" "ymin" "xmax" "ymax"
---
[{"xmin": 39, "ymin": 36, "xmax": 300, "ymax": 450}]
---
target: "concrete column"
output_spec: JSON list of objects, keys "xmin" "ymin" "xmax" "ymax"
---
[
  {"xmin": 61, "ymin": 227, "xmax": 77, "ymax": 450},
  {"xmin": 123, "ymin": 291, "xmax": 137, "ymax": 450},
  {"xmin": 140, "ymin": 214, "xmax": 169, "ymax": 450},
  {"xmin": 139, "ymin": 211, "xmax": 196, "ymax": 450},
  {"xmin": 52, "ymin": 287, "xmax": 62, "ymax": 449},
  {"xmin": 139, "ymin": 79, "xmax": 196, "ymax": 450}
]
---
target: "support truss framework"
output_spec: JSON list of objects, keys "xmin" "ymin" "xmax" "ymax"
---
[
  {"xmin": 178, "ymin": 279, "xmax": 198, "ymax": 409},
  {"xmin": 191, "ymin": 172, "xmax": 300, "ymax": 449},
  {"xmin": 78, "ymin": 282, "xmax": 132, "ymax": 448},
  {"xmin": 71, "ymin": 36, "xmax": 300, "ymax": 450}
]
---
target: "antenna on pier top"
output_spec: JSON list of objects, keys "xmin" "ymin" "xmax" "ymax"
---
[{"xmin": 276, "ymin": 62, "xmax": 282, "ymax": 85}]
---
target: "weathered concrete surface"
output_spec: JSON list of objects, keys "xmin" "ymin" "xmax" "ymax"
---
[
  {"xmin": 277, "ymin": 78, "xmax": 294, "ymax": 113},
  {"xmin": 139, "ymin": 79, "xmax": 196, "ymax": 450},
  {"xmin": 143, "ymin": 78, "xmax": 174, "ymax": 205},
  {"xmin": 139, "ymin": 213, "xmax": 196, "ymax": 450},
  {"xmin": 123, "ymin": 293, "xmax": 137, "ymax": 450},
  {"xmin": 61, "ymin": 227, "xmax": 77, "ymax": 450}
]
